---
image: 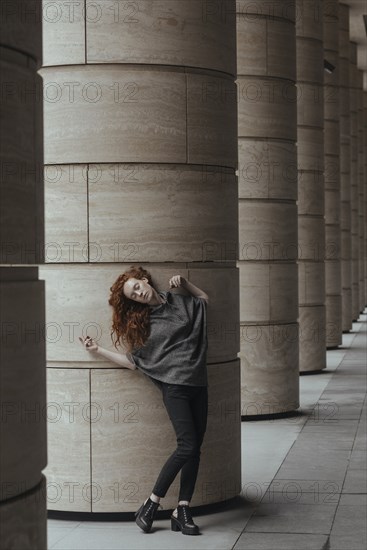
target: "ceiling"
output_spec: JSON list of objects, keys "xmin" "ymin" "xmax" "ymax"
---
[{"xmin": 343, "ymin": 0, "xmax": 367, "ymax": 89}]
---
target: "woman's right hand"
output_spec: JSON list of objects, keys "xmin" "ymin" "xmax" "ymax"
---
[{"xmin": 79, "ymin": 335, "xmax": 99, "ymax": 352}]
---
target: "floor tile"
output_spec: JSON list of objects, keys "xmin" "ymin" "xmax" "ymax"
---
[
  {"xmin": 342, "ymin": 469, "xmax": 367, "ymax": 493},
  {"xmin": 233, "ymin": 532, "xmax": 329, "ymax": 550},
  {"xmin": 348, "ymin": 450, "xmax": 367, "ymax": 470},
  {"xmin": 48, "ymin": 526, "xmax": 81, "ymax": 549},
  {"xmin": 266, "ymin": 479, "xmax": 342, "ymax": 499},
  {"xmin": 329, "ymin": 501, "xmax": 367, "ymax": 550},
  {"xmin": 243, "ymin": 501, "xmax": 337, "ymax": 534}
]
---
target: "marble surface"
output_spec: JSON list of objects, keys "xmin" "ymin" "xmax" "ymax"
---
[
  {"xmin": 43, "ymin": 369, "xmax": 92, "ymax": 512},
  {"xmin": 297, "ymin": 83, "xmax": 324, "ymax": 127},
  {"xmin": 295, "ymin": 0, "xmax": 323, "ymax": 40},
  {"xmin": 298, "ymin": 305, "xmax": 327, "ymax": 372},
  {"xmin": 298, "ymin": 262, "xmax": 326, "ymax": 305},
  {"xmin": 237, "ymin": 17, "xmax": 295, "ymax": 80},
  {"xmin": 298, "ymin": 216, "xmax": 325, "ymax": 262},
  {"xmin": 338, "ymin": 0, "xmax": 351, "ymax": 348},
  {"xmin": 238, "ymin": 76, "xmax": 297, "ymax": 140},
  {"xmin": 296, "ymin": 5, "xmax": 326, "ymax": 371},
  {"xmin": 41, "ymin": 66, "xmax": 187, "ymax": 165},
  {"xmin": 186, "ymin": 73, "xmax": 238, "ymax": 168},
  {"xmin": 44, "ymin": 165, "xmax": 88, "ymax": 263},
  {"xmin": 86, "ymin": 0, "xmax": 236, "ymax": 76},
  {"xmin": 238, "ymin": 140, "xmax": 297, "ymax": 200},
  {"xmin": 325, "ymin": 189, "xmax": 341, "ymax": 225},
  {"xmin": 239, "ymin": 263, "xmax": 298, "ymax": 323},
  {"xmin": 240, "ymin": 322, "xmax": 299, "ymax": 414},
  {"xmin": 324, "ymin": 6, "xmax": 339, "ymax": 53},
  {"xmin": 41, "ymin": 66, "xmax": 237, "ymax": 169},
  {"xmin": 297, "ymin": 127, "xmax": 324, "ymax": 171},
  {"xmin": 239, "ymin": 202, "xmax": 297, "ymax": 261},
  {"xmin": 88, "ymin": 164, "xmax": 237, "ymax": 263},
  {"xmin": 237, "ymin": 0, "xmax": 296, "ymax": 22},
  {"xmin": 296, "ymin": 37, "xmax": 324, "ymax": 83},
  {"xmin": 341, "ymin": 201, "xmax": 351, "ymax": 231},
  {"xmin": 324, "ymin": 89, "xmax": 340, "ymax": 121},
  {"xmin": 341, "ymin": 288, "xmax": 352, "ymax": 332},
  {"xmin": 237, "ymin": 1, "xmax": 298, "ymax": 414},
  {"xmin": 340, "ymin": 144, "xmax": 351, "ymax": 178},
  {"xmin": 325, "ymin": 295, "xmax": 343, "ymax": 347},
  {"xmin": 298, "ymin": 171, "xmax": 325, "ymax": 216},
  {"xmin": 325, "ymin": 254, "xmax": 342, "ymax": 295},
  {"xmin": 42, "ymin": 0, "xmax": 85, "ymax": 66}
]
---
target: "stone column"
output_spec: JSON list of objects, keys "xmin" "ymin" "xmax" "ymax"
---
[
  {"xmin": 0, "ymin": 0, "xmax": 47, "ymax": 547},
  {"xmin": 39, "ymin": 0, "xmax": 241, "ymax": 512},
  {"xmin": 357, "ymin": 69, "xmax": 365, "ymax": 312},
  {"xmin": 349, "ymin": 42, "xmax": 359, "ymax": 321},
  {"xmin": 296, "ymin": 0, "xmax": 326, "ymax": 372},
  {"xmin": 365, "ymin": 91, "xmax": 367, "ymax": 305},
  {"xmin": 338, "ymin": 3, "xmax": 352, "ymax": 331},
  {"xmin": 237, "ymin": 0, "xmax": 299, "ymax": 416},
  {"xmin": 323, "ymin": 1, "xmax": 342, "ymax": 347}
]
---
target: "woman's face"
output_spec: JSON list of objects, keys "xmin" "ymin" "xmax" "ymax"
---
[{"xmin": 123, "ymin": 277, "xmax": 153, "ymax": 304}]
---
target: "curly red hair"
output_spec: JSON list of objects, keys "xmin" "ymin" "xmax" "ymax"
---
[{"xmin": 109, "ymin": 265, "xmax": 154, "ymax": 352}]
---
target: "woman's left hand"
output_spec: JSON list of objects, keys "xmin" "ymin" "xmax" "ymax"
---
[{"xmin": 169, "ymin": 275, "xmax": 187, "ymax": 288}]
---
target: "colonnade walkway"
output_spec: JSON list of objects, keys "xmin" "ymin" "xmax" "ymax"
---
[{"xmin": 47, "ymin": 313, "xmax": 367, "ymax": 550}]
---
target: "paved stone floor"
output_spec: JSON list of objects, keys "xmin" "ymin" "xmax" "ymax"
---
[{"xmin": 47, "ymin": 312, "xmax": 367, "ymax": 550}]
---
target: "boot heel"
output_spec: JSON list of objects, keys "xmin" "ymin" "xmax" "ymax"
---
[{"xmin": 171, "ymin": 517, "xmax": 181, "ymax": 532}]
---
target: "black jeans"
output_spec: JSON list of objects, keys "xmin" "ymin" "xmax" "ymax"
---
[{"xmin": 152, "ymin": 382, "xmax": 208, "ymax": 502}]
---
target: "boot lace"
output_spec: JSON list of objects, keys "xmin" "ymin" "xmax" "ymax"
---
[
  {"xmin": 144, "ymin": 499, "xmax": 162, "ymax": 519},
  {"xmin": 179, "ymin": 504, "xmax": 195, "ymax": 526}
]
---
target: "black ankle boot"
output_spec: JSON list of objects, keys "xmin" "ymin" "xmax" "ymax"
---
[
  {"xmin": 171, "ymin": 504, "xmax": 200, "ymax": 535},
  {"xmin": 134, "ymin": 497, "xmax": 161, "ymax": 533}
]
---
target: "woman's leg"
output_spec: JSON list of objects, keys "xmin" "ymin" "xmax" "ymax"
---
[
  {"xmin": 151, "ymin": 384, "xmax": 202, "ymax": 498},
  {"xmin": 177, "ymin": 386, "xmax": 208, "ymax": 502}
]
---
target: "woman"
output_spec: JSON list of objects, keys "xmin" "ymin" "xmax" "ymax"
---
[{"xmin": 79, "ymin": 265, "xmax": 209, "ymax": 535}]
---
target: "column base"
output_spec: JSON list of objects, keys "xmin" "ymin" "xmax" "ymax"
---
[{"xmin": 48, "ymin": 494, "xmax": 245, "ymax": 521}]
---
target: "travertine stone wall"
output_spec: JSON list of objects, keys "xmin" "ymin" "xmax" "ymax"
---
[
  {"xmin": 357, "ymin": 70, "xmax": 365, "ymax": 312},
  {"xmin": 339, "ymin": 3, "xmax": 352, "ymax": 331},
  {"xmin": 365, "ymin": 91, "xmax": 367, "ymax": 304},
  {"xmin": 0, "ymin": 1, "xmax": 47, "ymax": 547},
  {"xmin": 349, "ymin": 42, "xmax": 359, "ymax": 321},
  {"xmin": 40, "ymin": 0, "xmax": 241, "ymax": 512},
  {"xmin": 297, "ymin": 0, "xmax": 326, "ymax": 371},
  {"xmin": 324, "ymin": 1, "xmax": 342, "ymax": 347},
  {"xmin": 237, "ymin": 0, "xmax": 299, "ymax": 415}
]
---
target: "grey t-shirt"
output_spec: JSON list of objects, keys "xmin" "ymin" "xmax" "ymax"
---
[{"xmin": 126, "ymin": 291, "xmax": 208, "ymax": 388}]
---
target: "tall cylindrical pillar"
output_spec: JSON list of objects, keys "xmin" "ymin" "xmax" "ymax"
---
[
  {"xmin": 324, "ymin": 1, "xmax": 342, "ymax": 348},
  {"xmin": 357, "ymin": 69, "xmax": 365, "ymax": 312},
  {"xmin": 0, "ymin": 0, "xmax": 47, "ymax": 547},
  {"xmin": 364, "ymin": 90, "xmax": 367, "ymax": 305},
  {"xmin": 339, "ymin": 3, "xmax": 352, "ymax": 331},
  {"xmin": 297, "ymin": 0, "xmax": 326, "ymax": 371},
  {"xmin": 237, "ymin": 0, "xmax": 299, "ymax": 416},
  {"xmin": 40, "ymin": 0, "xmax": 241, "ymax": 512},
  {"xmin": 349, "ymin": 42, "xmax": 359, "ymax": 321}
]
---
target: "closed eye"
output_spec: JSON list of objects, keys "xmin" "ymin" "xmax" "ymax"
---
[{"xmin": 131, "ymin": 283, "xmax": 140, "ymax": 299}]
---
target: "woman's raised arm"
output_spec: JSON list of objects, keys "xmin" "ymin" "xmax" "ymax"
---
[
  {"xmin": 169, "ymin": 276, "xmax": 209, "ymax": 303},
  {"xmin": 79, "ymin": 336, "xmax": 136, "ymax": 369}
]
